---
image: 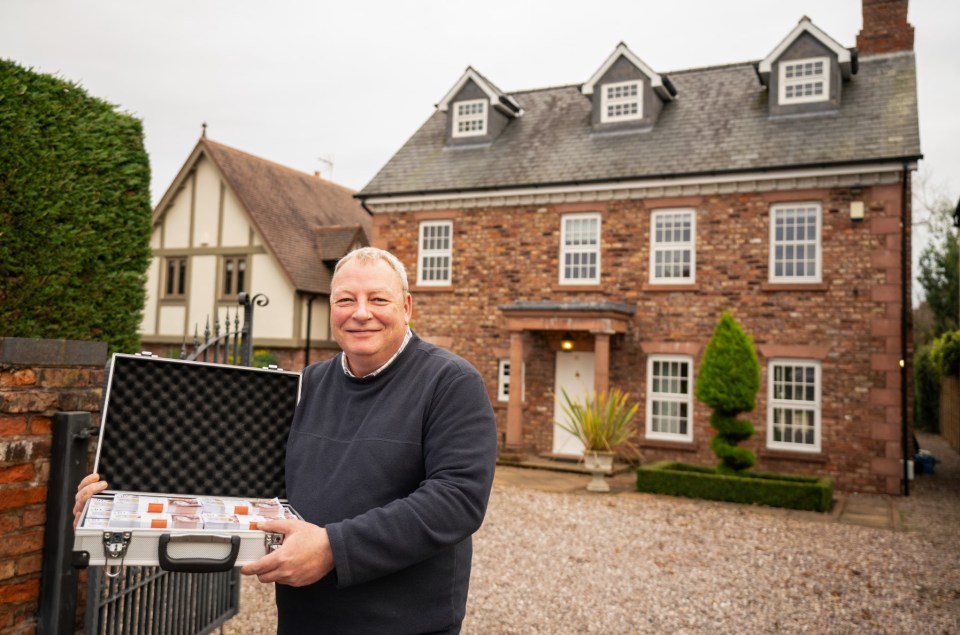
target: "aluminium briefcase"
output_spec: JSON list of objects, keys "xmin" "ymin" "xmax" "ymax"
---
[{"xmin": 73, "ymin": 352, "xmax": 302, "ymax": 574}]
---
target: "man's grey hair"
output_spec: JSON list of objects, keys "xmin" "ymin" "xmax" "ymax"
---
[{"xmin": 333, "ymin": 247, "xmax": 410, "ymax": 295}]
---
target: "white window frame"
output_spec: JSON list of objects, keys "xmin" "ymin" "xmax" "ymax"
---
[
  {"xmin": 779, "ymin": 56, "xmax": 829, "ymax": 104},
  {"xmin": 649, "ymin": 208, "xmax": 696, "ymax": 284},
  {"xmin": 559, "ymin": 213, "xmax": 601, "ymax": 285},
  {"xmin": 769, "ymin": 202, "xmax": 821, "ymax": 283},
  {"xmin": 767, "ymin": 359, "xmax": 821, "ymax": 453},
  {"xmin": 417, "ymin": 220, "xmax": 453, "ymax": 286},
  {"xmin": 645, "ymin": 355, "xmax": 694, "ymax": 442},
  {"xmin": 497, "ymin": 359, "xmax": 524, "ymax": 403},
  {"xmin": 601, "ymin": 80, "xmax": 643, "ymax": 123},
  {"xmin": 452, "ymin": 99, "xmax": 487, "ymax": 137}
]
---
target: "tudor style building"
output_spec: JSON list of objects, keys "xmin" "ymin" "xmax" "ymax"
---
[
  {"xmin": 358, "ymin": 0, "xmax": 920, "ymax": 495},
  {"xmin": 142, "ymin": 137, "xmax": 370, "ymax": 369}
]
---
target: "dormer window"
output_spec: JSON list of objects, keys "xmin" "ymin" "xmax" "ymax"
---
[
  {"xmin": 582, "ymin": 43, "xmax": 675, "ymax": 131},
  {"xmin": 780, "ymin": 57, "xmax": 828, "ymax": 104},
  {"xmin": 453, "ymin": 99, "xmax": 487, "ymax": 137},
  {"xmin": 601, "ymin": 80, "xmax": 642, "ymax": 123},
  {"xmin": 757, "ymin": 18, "xmax": 855, "ymax": 114}
]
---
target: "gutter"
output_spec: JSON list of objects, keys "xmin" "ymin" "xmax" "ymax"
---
[{"xmin": 354, "ymin": 155, "xmax": 924, "ymax": 201}]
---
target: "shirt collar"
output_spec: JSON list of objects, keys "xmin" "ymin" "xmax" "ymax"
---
[{"xmin": 341, "ymin": 328, "xmax": 413, "ymax": 379}]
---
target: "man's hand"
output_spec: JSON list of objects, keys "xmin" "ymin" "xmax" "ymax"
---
[
  {"xmin": 73, "ymin": 473, "xmax": 109, "ymax": 529},
  {"xmin": 240, "ymin": 519, "xmax": 334, "ymax": 587}
]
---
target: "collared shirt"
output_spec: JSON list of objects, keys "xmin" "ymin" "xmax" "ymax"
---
[{"xmin": 341, "ymin": 328, "xmax": 413, "ymax": 379}]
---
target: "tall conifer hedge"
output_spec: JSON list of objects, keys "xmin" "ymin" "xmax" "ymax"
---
[{"xmin": 0, "ymin": 59, "xmax": 152, "ymax": 352}]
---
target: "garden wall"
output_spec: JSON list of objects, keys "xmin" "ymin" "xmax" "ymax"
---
[{"xmin": 0, "ymin": 337, "xmax": 106, "ymax": 634}]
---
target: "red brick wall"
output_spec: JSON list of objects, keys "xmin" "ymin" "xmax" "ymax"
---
[
  {"xmin": 0, "ymin": 338, "xmax": 106, "ymax": 634},
  {"xmin": 857, "ymin": 0, "xmax": 914, "ymax": 55},
  {"xmin": 373, "ymin": 180, "xmax": 911, "ymax": 494}
]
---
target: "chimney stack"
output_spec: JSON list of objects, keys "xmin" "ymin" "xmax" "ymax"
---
[{"xmin": 856, "ymin": 0, "xmax": 914, "ymax": 55}]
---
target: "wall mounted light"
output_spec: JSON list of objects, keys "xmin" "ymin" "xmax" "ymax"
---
[
  {"xmin": 560, "ymin": 332, "xmax": 575, "ymax": 351},
  {"xmin": 850, "ymin": 201, "xmax": 865, "ymax": 222}
]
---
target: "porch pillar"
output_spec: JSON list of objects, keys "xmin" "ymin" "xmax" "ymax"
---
[
  {"xmin": 506, "ymin": 331, "xmax": 525, "ymax": 449},
  {"xmin": 593, "ymin": 332, "xmax": 611, "ymax": 395}
]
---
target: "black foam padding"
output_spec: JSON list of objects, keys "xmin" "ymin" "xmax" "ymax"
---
[{"xmin": 97, "ymin": 354, "xmax": 301, "ymax": 498}]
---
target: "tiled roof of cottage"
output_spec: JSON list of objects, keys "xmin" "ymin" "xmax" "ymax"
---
[
  {"xmin": 200, "ymin": 139, "xmax": 371, "ymax": 293},
  {"xmin": 359, "ymin": 53, "xmax": 920, "ymax": 197}
]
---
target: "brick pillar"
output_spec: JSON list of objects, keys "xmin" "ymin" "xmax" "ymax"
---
[
  {"xmin": 593, "ymin": 332, "xmax": 610, "ymax": 396},
  {"xmin": 505, "ymin": 331, "xmax": 525, "ymax": 449},
  {"xmin": 0, "ymin": 338, "xmax": 106, "ymax": 633},
  {"xmin": 857, "ymin": 0, "xmax": 914, "ymax": 55}
]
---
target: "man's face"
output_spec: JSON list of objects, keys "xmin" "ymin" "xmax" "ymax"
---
[{"xmin": 330, "ymin": 258, "xmax": 412, "ymax": 377}]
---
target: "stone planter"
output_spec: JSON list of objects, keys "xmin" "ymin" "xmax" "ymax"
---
[{"xmin": 583, "ymin": 450, "xmax": 615, "ymax": 492}]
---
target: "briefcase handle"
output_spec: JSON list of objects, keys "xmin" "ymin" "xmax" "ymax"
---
[{"xmin": 158, "ymin": 534, "xmax": 241, "ymax": 573}]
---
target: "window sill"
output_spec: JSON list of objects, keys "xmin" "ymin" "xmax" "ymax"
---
[
  {"xmin": 641, "ymin": 282, "xmax": 700, "ymax": 292},
  {"xmin": 760, "ymin": 282, "xmax": 827, "ymax": 292},
  {"xmin": 553, "ymin": 284, "xmax": 603, "ymax": 292},
  {"xmin": 758, "ymin": 448, "xmax": 827, "ymax": 464},
  {"xmin": 639, "ymin": 438, "xmax": 698, "ymax": 453},
  {"xmin": 410, "ymin": 285, "xmax": 453, "ymax": 293}
]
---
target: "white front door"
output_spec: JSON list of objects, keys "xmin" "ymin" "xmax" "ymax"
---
[{"xmin": 552, "ymin": 351, "xmax": 595, "ymax": 456}]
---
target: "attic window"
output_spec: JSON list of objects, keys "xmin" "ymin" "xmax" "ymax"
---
[
  {"xmin": 780, "ymin": 57, "xmax": 828, "ymax": 104},
  {"xmin": 453, "ymin": 99, "xmax": 487, "ymax": 137},
  {"xmin": 601, "ymin": 80, "xmax": 642, "ymax": 123}
]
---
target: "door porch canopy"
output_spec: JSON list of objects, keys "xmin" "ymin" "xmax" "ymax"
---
[{"xmin": 498, "ymin": 301, "xmax": 636, "ymax": 450}]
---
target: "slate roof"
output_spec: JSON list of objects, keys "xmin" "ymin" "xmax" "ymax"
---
[
  {"xmin": 197, "ymin": 139, "xmax": 371, "ymax": 293},
  {"xmin": 359, "ymin": 53, "xmax": 920, "ymax": 198}
]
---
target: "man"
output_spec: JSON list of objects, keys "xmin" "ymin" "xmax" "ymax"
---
[{"xmin": 75, "ymin": 247, "xmax": 498, "ymax": 634}]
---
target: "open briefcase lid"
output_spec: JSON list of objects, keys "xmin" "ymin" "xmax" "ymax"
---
[{"xmin": 94, "ymin": 353, "xmax": 302, "ymax": 499}]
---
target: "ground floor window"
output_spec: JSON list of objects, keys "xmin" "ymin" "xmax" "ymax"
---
[
  {"xmin": 645, "ymin": 355, "xmax": 693, "ymax": 442},
  {"xmin": 767, "ymin": 359, "xmax": 821, "ymax": 452}
]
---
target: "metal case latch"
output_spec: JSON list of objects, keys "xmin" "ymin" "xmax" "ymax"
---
[
  {"xmin": 264, "ymin": 532, "xmax": 284, "ymax": 553},
  {"xmin": 102, "ymin": 531, "xmax": 132, "ymax": 577}
]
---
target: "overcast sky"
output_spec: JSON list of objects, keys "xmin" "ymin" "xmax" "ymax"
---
[{"xmin": 3, "ymin": 0, "xmax": 957, "ymax": 299}]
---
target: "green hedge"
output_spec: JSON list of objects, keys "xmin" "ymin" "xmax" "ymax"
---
[
  {"xmin": 914, "ymin": 344, "xmax": 940, "ymax": 432},
  {"xmin": 636, "ymin": 461, "xmax": 834, "ymax": 512},
  {"xmin": 0, "ymin": 59, "xmax": 152, "ymax": 353},
  {"xmin": 930, "ymin": 330, "xmax": 960, "ymax": 378}
]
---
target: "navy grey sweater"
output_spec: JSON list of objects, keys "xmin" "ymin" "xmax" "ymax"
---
[{"xmin": 277, "ymin": 335, "xmax": 497, "ymax": 634}]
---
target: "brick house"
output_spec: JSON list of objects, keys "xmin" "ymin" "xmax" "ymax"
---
[
  {"xmin": 357, "ymin": 0, "xmax": 921, "ymax": 494},
  {"xmin": 142, "ymin": 136, "xmax": 370, "ymax": 369}
]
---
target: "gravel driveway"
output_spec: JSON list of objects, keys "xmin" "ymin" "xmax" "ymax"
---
[{"xmin": 224, "ymin": 432, "xmax": 960, "ymax": 634}]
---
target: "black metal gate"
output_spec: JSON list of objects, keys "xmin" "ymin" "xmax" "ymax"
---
[{"xmin": 84, "ymin": 566, "xmax": 239, "ymax": 635}]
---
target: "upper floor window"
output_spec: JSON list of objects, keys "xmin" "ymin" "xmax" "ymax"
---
[
  {"xmin": 770, "ymin": 203, "xmax": 821, "ymax": 283},
  {"xmin": 164, "ymin": 257, "xmax": 188, "ymax": 299},
  {"xmin": 601, "ymin": 80, "xmax": 642, "ymax": 123},
  {"xmin": 646, "ymin": 355, "xmax": 693, "ymax": 442},
  {"xmin": 452, "ymin": 99, "xmax": 487, "ymax": 137},
  {"xmin": 767, "ymin": 359, "xmax": 821, "ymax": 452},
  {"xmin": 650, "ymin": 209, "xmax": 696, "ymax": 283},
  {"xmin": 222, "ymin": 256, "xmax": 247, "ymax": 298},
  {"xmin": 417, "ymin": 220, "xmax": 453, "ymax": 285},
  {"xmin": 560, "ymin": 213, "xmax": 600, "ymax": 284},
  {"xmin": 779, "ymin": 57, "xmax": 829, "ymax": 104}
]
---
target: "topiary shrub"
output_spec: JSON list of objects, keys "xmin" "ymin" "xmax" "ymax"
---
[{"xmin": 694, "ymin": 312, "xmax": 760, "ymax": 474}]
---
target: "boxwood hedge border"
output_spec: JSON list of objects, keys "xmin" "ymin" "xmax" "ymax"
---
[{"xmin": 636, "ymin": 461, "xmax": 834, "ymax": 512}]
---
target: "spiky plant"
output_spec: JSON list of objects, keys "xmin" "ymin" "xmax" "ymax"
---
[{"xmin": 556, "ymin": 387, "xmax": 639, "ymax": 453}]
